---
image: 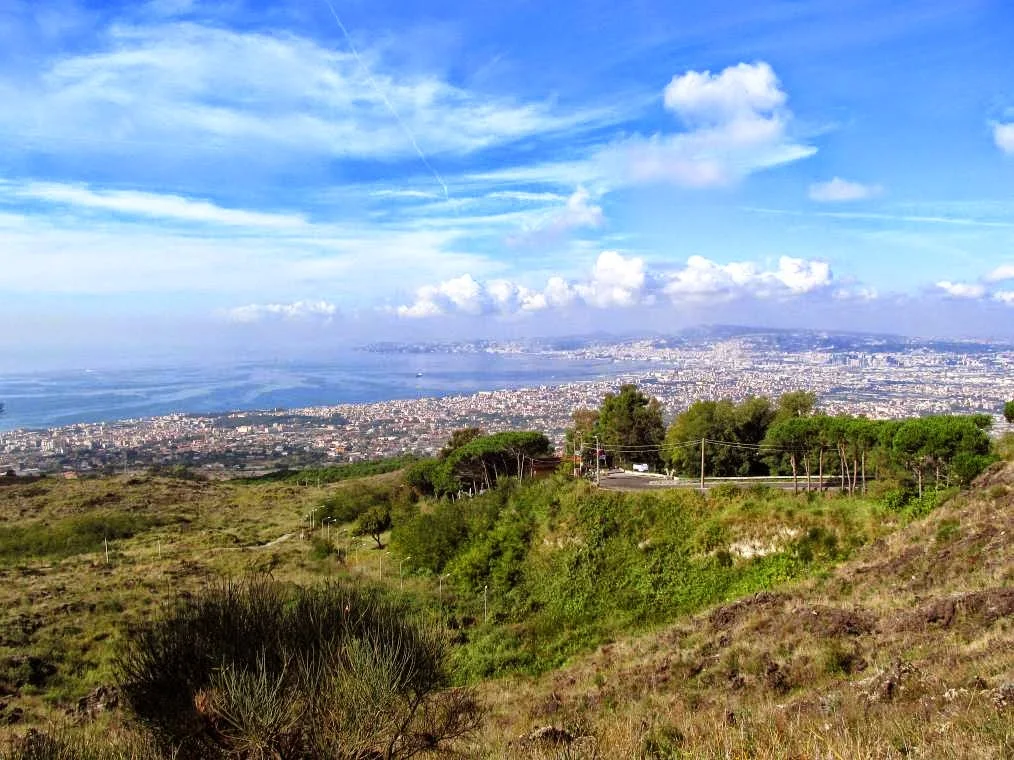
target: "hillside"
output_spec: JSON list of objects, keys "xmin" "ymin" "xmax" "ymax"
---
[
  {"xmin": 0, "ymin": 456, "xmax": 1010, "ymax": 757},
  {"xmin": 476, "ymin": 463, "xmax": 1014, "ymax": 758}
]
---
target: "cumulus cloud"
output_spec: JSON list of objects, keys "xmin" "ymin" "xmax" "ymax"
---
[
  {"xmin": 663, "ymin": 62, "xmax": 786, "ymax": 125},
  {"xmin": 808, "ymin": 178, "xmax": 883, "ymax": 202},
  {"xmin": 224, "ymin": 300, "xmax": 338, "ymax": 323},
  {"xmin": 596, "ymin": 62, "xmax": 815, "ymax": 188},
  {"xmin": 396, "ymin": 251, "xmax": 833, "ymax": 318},
  {"xmin": 986, "ymin": 263, "xmax": 1014, "ymax": 282},
  {"xmin": 663, "ymin": 255, "xmax": 831, "ymax": 300},
  {"xmin": 574, "ymin": 250, "xmax": 647, "ymax": 308},
  {"xmin": 935, "ymin": 281, "xmax": 986, "ymax": 299},
  {"xmin": 994, "ymin": 291, "xmax": 1014, "ymax": 305},
  {"xmin": 994, "ymin": 123, "xmax": 1014, "ymax": 154}
]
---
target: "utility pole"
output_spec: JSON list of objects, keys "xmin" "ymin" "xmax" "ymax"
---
[
  {"xmin": 700, "ymin": 438, "xmax": 706, "ymax": 493},
  {"xmin": 595, "ymin": 435, "xmax": 601, "ymax": 486}
]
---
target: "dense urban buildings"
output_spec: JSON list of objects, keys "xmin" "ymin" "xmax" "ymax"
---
[{"xmin": 3, "ymin": 333, "xmax": 1013, "ymax": 476}]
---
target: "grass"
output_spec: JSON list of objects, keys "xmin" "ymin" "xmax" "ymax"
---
[
  {"xmin": 0, "ymin": 459, "xmax": 1010, "ymax": 758},
  {"xmin": 469, "ymin": 462, "xmax": 1014, "ymax": 759}
]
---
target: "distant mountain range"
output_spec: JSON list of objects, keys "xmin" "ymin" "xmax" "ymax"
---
[{"xmin": 361, "ymin": 324, "xmax": 1012, "ymax": 356}]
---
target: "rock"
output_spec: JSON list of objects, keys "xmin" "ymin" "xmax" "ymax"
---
[
  {"xmin": 522, "ymin": 725, "xmax": 575, "ymax": 745},
  {"xmin": 993, "ymin": 682, "xmax": 1014, "ymax": 711},
  {"xmin": 75, "ymin": 685, "xmax": 119, "ymax": 720}
]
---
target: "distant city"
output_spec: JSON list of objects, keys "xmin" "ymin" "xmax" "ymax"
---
[{"xmin": 3, "ymin": 327, "xmax": 1013, "ymax": 477}]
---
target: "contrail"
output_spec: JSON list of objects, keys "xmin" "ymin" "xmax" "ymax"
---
[{"xmin": 322, "ymin": 0, "xmax": 450, "ymax": 199}]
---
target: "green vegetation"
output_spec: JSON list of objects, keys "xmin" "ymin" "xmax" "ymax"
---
[
  {"xmin": 1, "ymin": 389, "xmax": 1011, "ymax": 759},
  {"xmin": 660, "ymin": 392, "xmax": 993, "ymax": 494},
  {"xmin": 402, "ymin": 431, "xmax": 551, "ymax": 497},
  {"xmin": 117, "ymin": 579, "xmax": 479, "ymax": 759},
  {"xmin": 243, "ymin": 455, "xmax": 417, "ymax": 485},
  {"xmin": 354, "ymin": 505, "xmax": 392, "ymax": 548},
  {"xmin": 0, "ymin": 511, "xmax": 159, "ymax": 562},
  {"xmin": 394, "ymin": 475, "xmax": 931, "ymax": 681},
  {"xmin": 1004, "ymin": 399, "xmax": 1014, "ymax": 424},
  {"xmin": 593, "ymin": 383, "xmax": 666, "ymax": 468}
]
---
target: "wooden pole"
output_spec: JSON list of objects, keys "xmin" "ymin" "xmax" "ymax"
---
[{"xmin": 700, "ymin": 438, "xmax": 705, "ymax": 493}]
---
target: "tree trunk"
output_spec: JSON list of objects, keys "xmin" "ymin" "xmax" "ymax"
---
[
  {"xmin": 804, "ymin": 454, "xmax": 811, "ymax": 492},
  {"xmin": 790, "ymin": 453, "xmax": 798, "ymax": 494},
  {"xmin": 861, "ymin": 451, "xmax": 867, "ymax": 495},
  {"xmin": 852, "ymin": 456, "xmax": 858, "ymax": 495},
  {"xmin": 915, "ymin": 467, "xmax": 923, "ymax": 498},
  {"xmin": 818, "ymin": 450, "xmax": 825, "ymax": 494}
]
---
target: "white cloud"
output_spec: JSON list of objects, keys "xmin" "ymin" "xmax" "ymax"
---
[
  {"xmin": 663, "ymin": 62, "xmax": 786, "ymax": 126},
  {"xmin": 0, "ymin": 206, "xmax": 495, "ymax": 298},
  {"xmin": 557, "ymin": 187, "xmax": 604, "ymax": 230},
  {"xmin": 662, "ymin": 255, "xmax": 830, "ymax": 300},
  {"xmin": 595, "ymin": 62, "xmax": 814, "ymax": 188},
  {"xmin": 936, "ymin": 281, "xmax": 986, "ymax": 299},
  {"xmin": 396, "ymin": 251, "xmax": 833, "ymax": 317},
  {"xmin": 225, "ymin": 300, "xmax": 338, "ymax": 323},
  {"xmin": 574, "ymin": 250, "xmax": 646, "ymax": 308},
  {"xmin": 994, "ymin": 122, "xmax": 1014, "ymax": 154},
  {"xmin": 833, "ymin": 286, "xmax": 879, "ymax": 302},
  {"xmin": 808, "ymin": 177, "xmax": 883, "ymax": 202},
  {"xmin": 986, "ymin": 263, "xmax": 1014, "ymax": 282},
  {"xmin": 9, "ymin": 181, "xmax": 307, "ymax": 228},
  {"xmin": 994, "ymin": 291, "xmax": 1014, "ymax": 305},
  {"xmin": 507, "ymin": 186, "xmax": 604, "ymax": 245}
]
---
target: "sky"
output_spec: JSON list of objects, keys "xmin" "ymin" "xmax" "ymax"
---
[{"xmin": 2, "ymin": 0, "xmax": 1014, "ymax": 369}]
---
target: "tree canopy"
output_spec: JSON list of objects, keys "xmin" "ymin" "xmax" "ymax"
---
[
  {"xmin": 593, "ymin": 384, "xmax": 665, "ymax": 467},
  {"xmin": 403, "ymin": 430, "xmax": 552, "ymax": 497}
]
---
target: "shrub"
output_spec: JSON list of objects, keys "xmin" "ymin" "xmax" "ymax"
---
[
  {"xmin": 323, "ymin": 482, "xmax": 400, "ymax": 525},
  {"xmin": 308, "ymin": 536, "xmax": 335, "ymax": 560},
  {"xmin": 117, "ymin": 578, "xmax": 481, "ymax": 759},
  {"xmin": 0, "ymin": 727, "xmax": 161, "ymax": 760},
  {"xmin": 354, "ymin": 506, "xmax": 392, "ymax": 549}
]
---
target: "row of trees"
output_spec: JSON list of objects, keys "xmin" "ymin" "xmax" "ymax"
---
[
  {"xmin": 566, "ymin": 385, "xmax": 815, "ymax": 471},
  {"xmin": 566, "ymin": 385, "xmax": 997, "ymax": 494},
  {"xmin": 405, "ymin": 430, "xmax": 552, "ymax": 497}
]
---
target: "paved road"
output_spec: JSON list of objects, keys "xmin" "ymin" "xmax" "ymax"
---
[{"xmin": 597, "ymin": 471, "xmax": 832, "ymax": 492}]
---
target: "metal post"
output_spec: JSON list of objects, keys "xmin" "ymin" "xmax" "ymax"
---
[
  {"xmin": 400, "ymin": 556, "xmax": 411, "ymax": 591},
  {"xmin": 483, "ymin": 584, "xmax": 488, "ymax": 624}
]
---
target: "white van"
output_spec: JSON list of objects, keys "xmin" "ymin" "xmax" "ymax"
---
[{"xmin": 632, "ymin": 463, "xmax": 649, "ymax": 473}]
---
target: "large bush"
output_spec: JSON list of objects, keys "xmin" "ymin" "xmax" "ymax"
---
[{"xmin": 117, "ymin": 578, "xmax": 480, "ymax": 759}]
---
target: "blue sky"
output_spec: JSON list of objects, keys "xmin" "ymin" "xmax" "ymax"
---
[{"xmin": 2, "ymin": 0, "xmax": 1014, "ymax": 367}]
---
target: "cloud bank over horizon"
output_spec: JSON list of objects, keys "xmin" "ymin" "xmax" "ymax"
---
[
  {"xmin": 395, "ymin": 251, "xmax": 834, "ymax": 318},
  {"xmin": 2, "ymin": 0, "xmax": 1014, "ymax": 360}
]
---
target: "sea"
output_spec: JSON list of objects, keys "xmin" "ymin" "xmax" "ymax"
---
[{"xmin": 0, "ymin": 351, "xmax": 649, "ymax": 432}]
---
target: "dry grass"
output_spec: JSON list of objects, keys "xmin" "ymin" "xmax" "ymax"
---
[{"xmin": 0, "ymin": 473, "xmax": 397, "ymax": 729}]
